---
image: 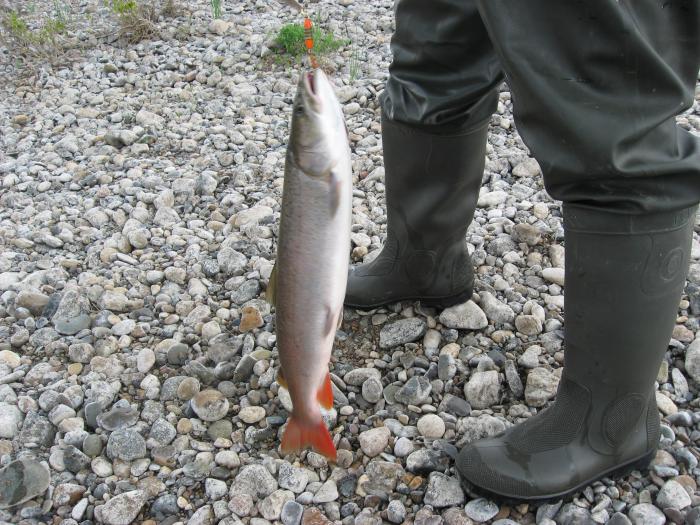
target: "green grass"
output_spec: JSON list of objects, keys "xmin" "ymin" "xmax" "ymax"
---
[
  {"xmin": 275, "ymin": 22, "xmax": 349, "ymax": 58},
  {"xmin": 110, "ymin": 0, "xmax": 137, "ymax": 14},
  {"xmin": 211, "ymin": 0, "xmax": 222, "ymax": 19},
  {"xmin": 3, "ymin": 10, "xmax": 67, "ymax": 46}
]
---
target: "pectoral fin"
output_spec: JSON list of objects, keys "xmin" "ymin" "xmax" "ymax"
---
[
  {"xmin": 277, "ymin": 367, "xmax": 287, "ymax": 389},
  {"xmin": 266, "ymin": 262, "xmax": 278, "ymax": 306},
  {"xmin": 329, "ymin": 170, "xmax": 341, "ymax": 218}
]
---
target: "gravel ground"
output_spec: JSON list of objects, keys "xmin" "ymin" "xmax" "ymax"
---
[{"xmin": 1, "ymin": 1, "xmax": 700, "ymax": 524}]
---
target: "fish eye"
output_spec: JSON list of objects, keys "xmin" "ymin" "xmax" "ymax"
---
[{"xmin": 294, "ymin": 105, "xmax": 305, "ymax": 116}]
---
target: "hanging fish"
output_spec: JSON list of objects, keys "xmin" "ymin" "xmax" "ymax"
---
[{"xmin": 267, "ymin": 68, "xmax": 352, "ymax": 461}]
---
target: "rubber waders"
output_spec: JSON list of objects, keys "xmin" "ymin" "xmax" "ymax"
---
[
  {"xmin": 344, "ymin": 114, "xmax": 488, "ymax": 309},
  {"xmin": 456, "ymin": 203, "xmax": 698, "ymax": 501}
]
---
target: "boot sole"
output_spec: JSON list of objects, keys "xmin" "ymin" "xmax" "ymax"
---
[
  {"xmin": 344, "ymin": 287, "xmax": 473, "ymax": 310},
  {"xmin": 456, "ymin": 448, "xmax": 656, "ymax": 504}
]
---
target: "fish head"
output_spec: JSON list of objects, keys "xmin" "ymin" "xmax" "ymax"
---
[{"xmin": 289, "ymin": 68, "xmax": 347, "ymax": 177}]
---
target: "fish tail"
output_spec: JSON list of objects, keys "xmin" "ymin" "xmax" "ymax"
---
[
  {"xmin": 281, "ymin": 415, "xmax": 337, "ymax": 461},
  {"xmin": 317, "ymin": 372, "xmax": 334, "ymax": 410}
]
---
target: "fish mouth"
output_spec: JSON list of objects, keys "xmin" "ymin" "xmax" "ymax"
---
[{"xmin": 304, "ymin": 70, "xmax": 323, "ymax": 111}]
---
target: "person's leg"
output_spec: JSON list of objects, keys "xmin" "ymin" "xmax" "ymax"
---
[
  {"xmin": 344, "ymin": 0, "xmax": 503, "ymax": 309},
  {"xmin": 456, "ymin": 0, "xmax": 700, "ymax": 500}
]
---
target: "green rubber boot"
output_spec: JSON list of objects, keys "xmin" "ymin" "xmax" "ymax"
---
[
  {"xmin": 456, "ymin": 203, "xmax": 698, "ymax": 501},
  {"xmin": 344, "ymin": 115, "xmax": 488, "ymax": 309}
]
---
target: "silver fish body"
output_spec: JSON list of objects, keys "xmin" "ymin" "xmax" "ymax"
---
[{"xmin": 268, "ymin": 68, "xmax": 352, "ymax": 460}]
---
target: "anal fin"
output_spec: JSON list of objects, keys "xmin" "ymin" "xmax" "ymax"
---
[{"xmin": 317, "ymin": 372, "xmax": 334, "ymax": 410}]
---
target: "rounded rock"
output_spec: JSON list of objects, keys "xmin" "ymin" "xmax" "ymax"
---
[
  {"xmin": 191, "ymin": 390, "xmax": 229, "ymax": 422},
  {"xmin": 417, "ymin": 414, "xmax": 446, "ymax": 439}
]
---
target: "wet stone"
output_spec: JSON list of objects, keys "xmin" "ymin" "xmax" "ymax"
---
[{"xmin": 281, "ymin": 500, "xmax": 304, "ymax": 525}]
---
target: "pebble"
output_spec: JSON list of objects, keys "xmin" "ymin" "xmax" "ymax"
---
[
  {"xmin": 627, "ymin": 503, "xmax": 666, "ymax": 525},
  {"xmin": 379, "ymin": 318, "xmax": 427, "ymax": 348},
  {"xmin": 230, "ymin": 465, "xmax": 278, "ymax": 499},
  {"xmin": 656, "ymin": 479, "xmax": 691, "ymax": 510},
  {"xmin": 95, "ymin": 490, "xmax": 147, "ymax": 525},
  {"xmin": 386, "ymin": 500, "xmax": 406, "ymax": 524},
  {"xmin": 464, "ymin": 498, "xmax": 499, "ymax": 522},
  {"xmin": 191, "ymin": 389, "xmax": 230, "ymax": 421},
  {"xmin": 239, "ymin": 406, "xmax": 266, "ymax": 424},
  {"xmin": 524, "ymin": 367, "xmax": 560, "ymax": 407},
  {"xmin": 394, "ymin": 376, "xmax": 432, "ymax": 405},
  {"xmin": 359, "ymin": 427, "xmax": 391, "ymax": 457},
  {"xmin": 0, "ymin": 459, "xmax": 51, "ymax": 509},
  {"xmin": 106, "ymin": 428, "xmax": 147, "ymax": 461},
  {"xmin": 439, "ymin": 301, "xmax": 488, "ymax": 330},
  {"xmin": 281, "ymin": 500, "xmax": 304, "ymax": 525},
  {"xmin": 417, "ymin": 414, "xmax": 446, "ymax": 438},
  {"xmin": 465, "ymin": 370, "xmax": 501, "ymax": 409},
  {"xmin": 423, "ymin": 473, "xmax": 465, "ymax": 507}
]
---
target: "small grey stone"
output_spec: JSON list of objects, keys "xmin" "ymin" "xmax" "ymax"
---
[
  {"xmin": 229, "ymin": 464, "xmax": 278, "ymax": 499},
  {"xmin": 83, "ymin": 434, "xmax": 103, "ymax": 457},
  {"xmin": 627, "ymin": 503, "xmax": 665, "ymax": 525},
  {"xmin": 312, "ymin": 480, "xmax": 338, "ymax": 503},
  {"xmin": 464, "ymin": 498, "xmax": 499, "ymax": 522},
  {"xmin": 281, "ymin": 500, "xmax": 303, "ymax": 525},
  {"xmin": 205, "ymin": 478, "xmax": 228, "ymax": 500},
  {"xmin": 167, "ymin": 343, "xmax": 190, "ymax": 365},
  {"xmin": 524, "ymin": 367, "xmax": 559, "ymax": 407},
  {"xmin": 464, "ymin": 370, "xmax": 501, "ymax": 409},
  {"xmin": 504, "ymin": 360, "xmax": 524, "ymax": 398},
  {"xmin": 149, "ymin": 418, "xmax": 177, "ymax": 446},
  {"xmin": 208, "ymin": 419, "xmax": 233, "ymax": 440},
  {"xmin": 359, "ymin": 427, "xmax": 391, "ymax": 457},
  {"xmin": 106, "ymin": 428, "xmax": 147, "ymax": 461},
  {"xmin": 278, "ymin": 462, "xmax": 308, "ymax": 493},
  {"xmin": 379, "ymin": 318, "xmax": 427, "ymax": 349},
  {"xmin": 386, "ymin": 500, "xmax": 406, "ymax": 524},
  {"xmin": 553, "ymin": 503, "xmax": 593, "ymax": 525},
  {"xmin": 0, "ymin": 403, "xmax": 22, "ymax": 438},
  {"xmin": 439, "ymin": 301, "xmax": 488, "ymax": 330},
  {"xmin": 394, "ymin": 376, "xmax": 432, "ymax": 405},
  {"xmin": 515, "ymin": 315, "xmax": 543, "ymax": 335},
  {"xmin": 343, "ymin": 368, "xmax": 381, "ymax": 386},
  {"xmin": 393, "ymin": 437, "xmax": 415, "ymax": 457},
  {"xmin": 684, "ymin": 338, "xmax": 700, "ymax": 383},
  {"xmin": 19, "ymin": 411, "xmax": 55, "ymax": 446},
  {"xmin": 479, "ymin": 292, "xmax": 515, "ymax": 325},
  {"xmin": 63, "ymin": 445, "xmax": 90, "ymax": 473},
  {"xmin": 191, "ymin": 390, "xmax": 229, "ymax": 422},
  {"xmin": 406, "ymin": 449, "xmax": 449, "ymax": 474},
  {"xmin": 417, "ymin": 414, "xmax": 445, "ymax": 439},
  {"xmin": 606, "ymin": 513, "xmax": 632, "ymax": 525},
  {"xmin": 423, "ymin": 473, "xmax": 465, "ymax": 508},
  {"xmin": 0, "ymin": 458, "xmax": 51, "ymax": 510},
  {"xmin": 439, "ymin": 394, "xmax": 471, "ymax": 417},
  {"xmin": 457, "ymin": 414, "xmax": 507, "ymax": 444},
  {"xmin": 95, "ymin": 490, "xmax": 147, "ymax": 525},
  {"xmin": 52, "ymin": 290, "xmax": 91, "ymax": 335},
  {"xmin": 438, "ymin": 353, "xmax": 457, "ymax": 381},
  {"xmin": 97, "ymin": 405, "xmax": 139, "ymax": 431},
  {"xmin": 361, "ymin": 377, "xmax": 383, "ymax": 403},
  {"xmin": 656, "ymin": 479, "xmax": 691, "ymax": 510},
  {"xmin": 231, "ymin": 280, "xmax": 261, "ymax": 304},
  {"xmin": 518, "ymin": 345, "xmax": 542, "ymax": 369}
]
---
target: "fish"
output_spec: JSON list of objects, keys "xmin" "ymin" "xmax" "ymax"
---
[{"xmin": 267, "ymin": 68, "xmax": 352, "ymax": 462}]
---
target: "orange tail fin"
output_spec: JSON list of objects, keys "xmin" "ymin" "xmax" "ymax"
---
[
  {"xmin": 317, "ymin": 372, "xmax": 334, "ymax": 410},
  {"xmin": 281, "ymin": 416, "xmax": 337, "ymax": 462}
]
